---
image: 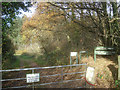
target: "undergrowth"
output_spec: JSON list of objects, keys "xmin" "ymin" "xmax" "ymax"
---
[{"xmin": 2, "ymin": 56, "xmax": 20, "ymax": 70}]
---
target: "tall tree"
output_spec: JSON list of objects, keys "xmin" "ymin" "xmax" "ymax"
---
[
  {"xmin": 2, "ymin": 2, "xmax": 32, "ymax": 64},
  {"xmin": 49, "ymin": 1, "xmax": 120, "ymax": 52},
  {"xmin": 21, "ymin": 2, "xmax": 68, "ymax": 54}
]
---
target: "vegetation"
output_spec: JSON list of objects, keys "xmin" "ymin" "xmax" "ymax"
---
[
  {"xmin": 2, "ymin": 2, "xmax": 32, "ymax": 69},
  {"xmin": 48, "ymin": 2, "xmax": 120, "ymax": 50},
  {"xmin": 2, "ymin": 1, "xmax": 120, "ymax": 88}
]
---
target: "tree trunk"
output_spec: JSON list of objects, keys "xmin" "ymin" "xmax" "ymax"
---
[{"xmin": 111, "ymin": 2, "xmax": 120, "ymax": 52}]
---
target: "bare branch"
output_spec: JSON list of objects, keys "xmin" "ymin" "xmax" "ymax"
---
[{"xmin": 109, "ymin": 18, "xmax": 120, "ymax": 23}]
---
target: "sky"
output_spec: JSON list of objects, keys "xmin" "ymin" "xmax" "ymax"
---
[
  {"xmin": 18, "ymin": 1, "xmax": 120, "ymax": 18},
  {"xmin": 18, "ymin": 5, "xmax": 37, "ymax": 18}
]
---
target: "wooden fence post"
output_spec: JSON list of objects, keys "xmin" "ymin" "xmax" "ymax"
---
[{"xmin": 118, "ymin": 55, "xmax": 120, "ymax": 80}]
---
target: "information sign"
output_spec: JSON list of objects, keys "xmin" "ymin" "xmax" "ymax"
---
[
  {"xmin": 70, "ymin": 52, "xmax": 77, "ymax": 56},
  {"xmin": 26, "ymin": 73, "xmax": 40, "ymax": 83},
  {"xmin": 86, "ymin": 67, "xmax": 95, "ymax": 84}
]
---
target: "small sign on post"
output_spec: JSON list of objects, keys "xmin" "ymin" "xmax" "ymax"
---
[
  {"xmin": 70, "ymin": 52, "xmax": 78, "ymax": 65},
  {"xmin": 70, "ymin": 52, "xmax": 77, "ymax": 56},
  {"xmin": 26, "ymin": 73, "xmax": 40, "ymax": 83}
]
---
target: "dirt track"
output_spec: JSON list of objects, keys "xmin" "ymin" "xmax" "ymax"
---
[
  {"xmin": 2, "ymin": 55, "xmax": 118, "ymax": 88},
  {"xmin": 2, "ymin": 56, "xmax": 86, "ymax": 88}
]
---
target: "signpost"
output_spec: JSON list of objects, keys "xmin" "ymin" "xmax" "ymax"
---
[
  {"xmin": 70, "ymin": 52, "xmax": 78, "ymax": 65},
  {"xmin": 79, "ymin": 51, "xmax": 88, "ymax": 60},
  {"xmin": 26, "ymin": 73, "xmax": 40, "ymax": 83},
  {"xmin": 95, "ymin": 51, "xmax": 113, "ymax": 55},
  {"xmin": 70, "ymin": 52, "xmax": 77, "ymax": 56},
  {"xmin": 94, "ymin": 46, "xmax": 115, "ymax": 62}
]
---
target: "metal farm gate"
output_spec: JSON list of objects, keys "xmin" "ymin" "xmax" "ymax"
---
[{"xmin": 0, "ymin": 64, "xmax": 87, "ymax": 89}]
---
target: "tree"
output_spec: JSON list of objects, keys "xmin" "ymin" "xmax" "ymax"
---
[
  {"xmin": 49, "ymin": 1, "xmax": 120, "ymax": 52},
  {"xmin": 8, "ymin": 17, "xmax": 24, "ymax": 47},
  {"xmin": 2, "ymin": 2, "xmax": 32, "ymax": 30},
  {"xmin": 2, "ymin": 2, "xmax": 32, "ymax": 66},
  {"xmin": 21, "ymin": 2, "xmax": 67, "ymax": 54}
]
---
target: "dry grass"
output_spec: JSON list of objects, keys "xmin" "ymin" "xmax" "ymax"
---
[{"xmin": 80, "ymin": 55, "xmax": 118, "ymax": 88}]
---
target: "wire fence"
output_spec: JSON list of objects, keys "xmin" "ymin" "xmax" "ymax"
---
[{"xmin": 0, "ymin": 63, "xmax": 87, "ymax": 89}]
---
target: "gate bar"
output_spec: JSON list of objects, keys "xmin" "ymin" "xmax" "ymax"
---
[
  {"xmin": 0, "ymin": 64, "xmax": 86, "ymax": 72},
  {"xmin": 1, "ymin": 71, "xmax": 86, "ymax": 82},
  {"xmin": 2, "ymin": 78, "xmax": 84, "ymax": 89}
]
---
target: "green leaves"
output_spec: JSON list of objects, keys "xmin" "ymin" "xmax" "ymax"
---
[
  {"xmin": 115, "ymin": 80, "xmax": 120, "ymax": 89},
  {"xmin": 2, "ymin": 2, "xmax": 32, "ymax": 30},
  {"xmin": 2, "ymin": 2, "xmax": 32, "ymax": 69}
]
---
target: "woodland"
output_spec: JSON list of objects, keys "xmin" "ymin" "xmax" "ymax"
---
[{"xmin": 1, "ymin": 1, "xmax": 120, "ymax": 88}]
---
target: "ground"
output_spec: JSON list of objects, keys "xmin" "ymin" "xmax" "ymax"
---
[
  {"xmin": 80, "ymin": 55, "xmax": 118, "ymax": 88},
  {"xmin": 2, "ymin": 50, "xmax": 119, "ymax": 88}
]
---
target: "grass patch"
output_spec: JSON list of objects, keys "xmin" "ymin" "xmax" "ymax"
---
[
  {"xmin": 35, "ymin": 51, "xmax": 69, "ymax": 66},
  {"xmin": 35, "ymin": 55, "xmax": 48, "ymax": 66},
  {"xmin": 18, "ymin": 53, "xmax": 35, "ymax": 60},
  {"xmin": 2, "ymin": 56, "xmax": 20, "ymax": 69},
  {"xmin": 15, "ymin": 53, "xmax": 37, "ymax": 68},
  {"xmin": 11, "ymin": 58, "xmax": 20, "ymax": 69}
]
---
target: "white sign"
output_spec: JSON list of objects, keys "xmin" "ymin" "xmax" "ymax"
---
[
  {"xmin": 26, "ymin": 73, "xmax": 40, "ymax": 83},
  {"xmin": 86, "ymin": 67, "xmax": 95, "ymax": 84},
  {"xmin": 80, "ymin": 51, "xmax": 87, "ymax": 53},
  {"xmin": 70, "ymin": 52, "xmax": 77, "ymax": 56},
  {"xmin": 96, "ymin": 47, "xmax": 113, "ymax": 50},
  {"xmin": 95, "ymin": 51, "xmax": 111, "ymax": 55}
]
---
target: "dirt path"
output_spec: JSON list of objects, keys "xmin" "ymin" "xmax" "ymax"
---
[
  {"xmin": 3, "ymin": 55, "xmax": 86, "ymax": 88},
  {"xmin": 19, "ymin": 58, "xmax": 39, "ymax": 68},
  {"xmin": 16, "ymin": 54, "xmax": 39, "ymax": 68},
  {"xmin": 4, "ymin": 55, "xmax": 117, "ymax": 88},
  {"xmin": 2, "ymin": 56, "xmax": 40, "ymax": 88}
]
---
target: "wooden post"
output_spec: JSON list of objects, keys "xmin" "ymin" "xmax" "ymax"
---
[
  {"xmin": 94, "ymin": 49, "xmax": 96, "ymax": 62},
  {"xmin": 70, "ymin": 53, "xmax": 72, "ymax": 65},
  {"xmin": 76, "ymin": 53, "xmax": 78, "ymax": 64},
  {"xmin": 118, "ymin": 55, "xmax": 120, "ymax": 80},
  {"xmin": 70, "ymin": 52, "xmax": 78, "ymax": 65}
]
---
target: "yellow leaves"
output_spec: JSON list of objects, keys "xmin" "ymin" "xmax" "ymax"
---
[
  {"xmin": 22, "ymin": 35, "xmax": 26, "ymax": 41},
  {"xmin": 22, "ymin": 3, "xmax": 64, "ymax": 31},
  {"xmin": 21, "ymin": 2, "xmax": 67, "ymax": 45},
  {"xmin": 56, "ymin": 47, "xmax": 60, "ymax": 51}
]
